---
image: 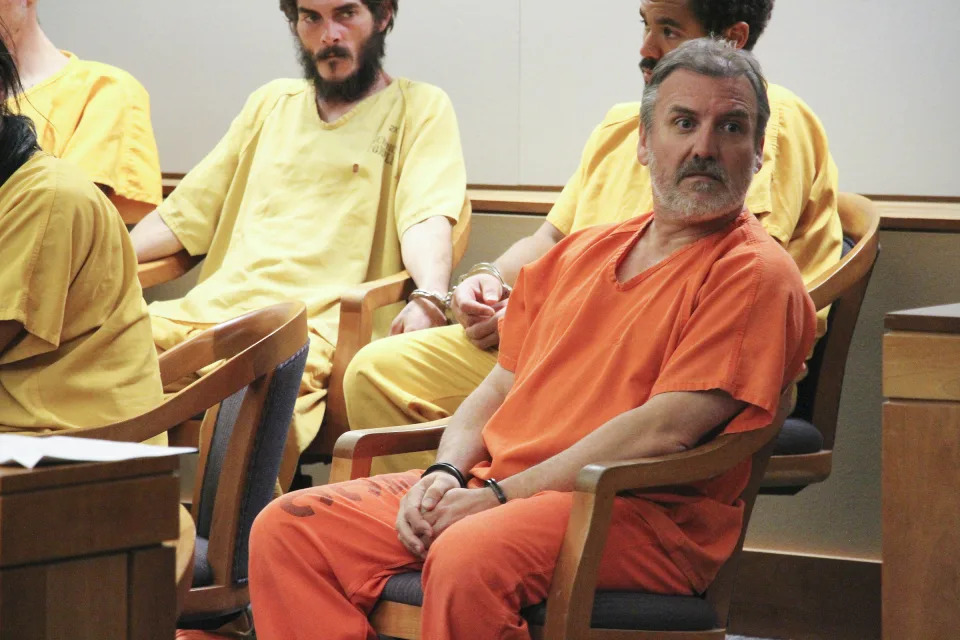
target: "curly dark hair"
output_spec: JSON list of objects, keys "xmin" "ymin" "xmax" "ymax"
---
[
  {"xmin": 0, "ymin": 20, "xmax": 41, "ymax": 186},
  {"xmin": 279, "ymin": 0, "xmax": 398, "ymax": 33},
  {"xmin": 687, "ymin": 0, "xmax": 774, "ymax": 51}
]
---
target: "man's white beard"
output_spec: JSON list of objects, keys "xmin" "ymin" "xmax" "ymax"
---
[{"xmin": 648, "ymin": 150, "xmax": 753, "ymax": 222}]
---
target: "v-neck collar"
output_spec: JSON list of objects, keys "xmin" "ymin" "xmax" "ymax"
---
[{"xmin": 609, "ymin": 211, "xmax": 748, "ymax": 290}]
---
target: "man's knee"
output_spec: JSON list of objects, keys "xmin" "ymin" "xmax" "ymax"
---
[
  {"xmin": 250, "ymin": 490, "xmax": 324, "ymax": 566},
  {"xmin": 422, "ymin": 519, "xmax": 510, "ymax": 592},
  {"xmin": 342, "ymin": 338, "xmax": 392, "ymax": 417}
]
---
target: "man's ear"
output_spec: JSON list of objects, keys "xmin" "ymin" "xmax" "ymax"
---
[
  {"xmin": 754, "ymin": 134, "xmax": 765, "ymax": 174},
  {"xmin": 637, "ymin": 122, "xmax": 651, "ymax": 166},
  {"xmin": 376, "ymin": 7, "xmax": 394, "ymax": 33},
  {"xmin": 722, "ymin": 22, "xmax": 750, "ymax": 50}
]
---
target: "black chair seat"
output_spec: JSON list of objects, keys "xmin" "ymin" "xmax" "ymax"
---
[
  {"xmin": 380, "ymin": 571, "xmax": 717, "ymax": 632},
  {"xmin": 772, "ymin": 417, "xmax": 824, "ymax": 456}
]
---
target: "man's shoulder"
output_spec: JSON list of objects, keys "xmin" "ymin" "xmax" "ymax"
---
[
  {"xmin": 235, "ymin": 78, "xmax": 310, "ymax": 124},
  {"xmin": 394, "ymin": 78, "xmax": 454, "ymax": 111},
  {"xmin": 725, "ymin": 215, "xmax": 808, "ymax": 282},
  {"xmin": 248, "ymin": 78, "xmax": 310, "ymax": 104},
  {"xmin": 6, "ymin": 153, "xmax": 111, "ymax": 223},
  {"xmin": 766, "ymin": 82, "xmax": 823, "ymax": 123},
  {"xmin": 67, "ymin": 56, "xmax": 150, "ymax": 99},
  {"xmin": 596, "ymin": 101, "xmax": 641, "ymax": 131}
]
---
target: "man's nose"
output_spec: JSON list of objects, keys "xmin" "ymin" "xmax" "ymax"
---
[
  {"xmin": 639, "ymin": 31, "xmax": 660, "ymax": 63},
  {"xmin": 690, "ymin": 127, "xmax": 718, "ymax": 159},
  {"xmin": 320, "ymin": 21, "xmax": 344, "ymax": 45}
]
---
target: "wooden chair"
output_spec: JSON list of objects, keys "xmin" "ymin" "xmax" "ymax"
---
[
  {"xmin": 137, "ymin": 212, "xmax": 472, "ymax": 464},
  {"xmin": 61, "ymin": 302, "xmax": 309, "ymax": 629},
  {"xmin": 328, "ymin": 387, "xmax": 796, "ymax": 639},
  {"xmin": 762, "ymin": 193, "xmax": 880, "ymax": 493}
]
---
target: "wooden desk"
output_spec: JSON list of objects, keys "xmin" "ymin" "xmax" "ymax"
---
[
  {"xmin": 882, "ymin": 303, "xmax": 960, "ymax": 639},
  {"xmin": 0, "ymin": 456, "xmax": 182, "ymax": 640}
]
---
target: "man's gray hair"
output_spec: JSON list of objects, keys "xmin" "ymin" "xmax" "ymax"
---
[{"xmin": 640, "ymin": 38, "xmax": 770, "ymax": 149}]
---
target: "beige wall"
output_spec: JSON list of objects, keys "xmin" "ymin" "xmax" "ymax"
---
[{"xmin": 43, "ymin": 0, "xmax": 960, "ymax": 195}]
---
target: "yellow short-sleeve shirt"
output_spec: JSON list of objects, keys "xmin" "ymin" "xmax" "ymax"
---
[
  {"xmin": 546, "ymin": 83, "xmax": 841, "ymax": 336},
  {"xmin": 149, "ymin": 78, "xmax": 469, "ymax": 346},
  {"xmin": 0, "ymin": 153, "xmax": 163, "ymax": 433},
  {"xmin": 7, "ymin": 52, "xmax": 163, "ymax": 222}
]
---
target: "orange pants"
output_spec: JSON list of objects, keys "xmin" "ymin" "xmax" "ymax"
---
[{"xmin": 248, "ymin": 471, "xmax": 693, "ymax": 640}]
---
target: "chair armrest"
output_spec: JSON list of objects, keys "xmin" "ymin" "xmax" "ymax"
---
[
  {"xmin": 320, "ymin": 270, "xmax": 417, "ymax": 454},
  {"xmin": 329, "ymin": 419, "xmax": 449, "ymax": 483},
  {"xmin": 138, "ymin": 251, "xmax": 202, "ymax": 290},
  {"xmin": 543, "ymin": 389, "xmax": 793, "ymax": 638}
]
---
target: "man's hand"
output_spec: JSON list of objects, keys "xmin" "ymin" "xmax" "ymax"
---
[
  {"xmin": 390, "ymin": 298, "xmax": 447, "ymax": 336},
  {"xmin": 463, "ymin": 302, "xmax": 507, "ymax": 350},
  {"xmin": 451, "ymin": 273, "xmax": 509, "ymax": 349},
  {"xmin": 421, "ymin": 487, "xmax": 500, "ymax": 539},
  {"xmin": 395, "ymin": 472, "xmax": 460, "ymax": 559}
]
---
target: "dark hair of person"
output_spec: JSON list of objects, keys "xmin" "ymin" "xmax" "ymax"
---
[
  {"xmin": 641, "ymin": 39, "xmax": 770, "ymax": 150},
  {"xmin": 0, "ymin": 27, "xmax": 41, "ymax": 187},
  {"xmin": 687, "ymin": 0, "xmax": 774, "ymax": 51},
  {"xmin": 279, "ymin": 0, "xmax": 398, "ymax": 33}
]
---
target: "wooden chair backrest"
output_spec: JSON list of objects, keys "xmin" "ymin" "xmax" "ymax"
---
[
  {"xmin": 63, "ymin": 302, "xmax": 308, "ymax": 615},
  {"xmin": 797, "ymin": 193, "xmax": 880, "ymax": 449},
  {"xmin": 704, "ymin": 386, "xmax": 798, "ymax": 624}
]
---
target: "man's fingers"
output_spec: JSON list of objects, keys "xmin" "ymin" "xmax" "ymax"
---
[
  {"xmin": 389, "ymin": 318, "xmax": 404, "ymax": 335},
  {"xmin": 470, "ymin": 331, "xmax": 500, "ymax": 350},
  {"xmin": 457, "ymin": 298, "xmax": 496, "ymax": 317},
  {"xmin": 479, "ymin": 278, "xmax": 503, "ymax": 305},
  {"xmin": 420, "ymin": 483, "xmax": 447, "ymax": 511}
]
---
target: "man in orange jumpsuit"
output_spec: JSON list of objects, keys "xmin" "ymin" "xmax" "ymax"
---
[{"xmin": 247, "ymin": 39, "xmax": 817, "ymax": 640}]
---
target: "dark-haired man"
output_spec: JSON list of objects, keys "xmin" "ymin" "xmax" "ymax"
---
[
  {"xmin": 132, "ymin": 0, "xmax": 469, "ymax": 495},
  {"xmin": 248, "ymin": 40, "xmax": 817, "ymax": 640},
  {"xmin": 344, "ymin": 0, "xmax": 842, "ymax": 475}
]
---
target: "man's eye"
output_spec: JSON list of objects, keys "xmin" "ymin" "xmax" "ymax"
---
[
  {"xmin": 663, "ymin": 27, "xmax": 675, "ymax": 37},
  {"xmin": 723, "ymin": 122, "xmax": 743, "ymax": 133},
  {"xmin": 676, "ymin": 118, "xmax": 694, "ymax": 130}
]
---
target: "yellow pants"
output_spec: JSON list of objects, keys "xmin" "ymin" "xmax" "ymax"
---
[
  {"xmin": 343, "ymin": 323, "xmax": 497, "ymax": 474},
  {"xmin": 151, "ymin": 315, "xmax": 334, "ymax": 488}
]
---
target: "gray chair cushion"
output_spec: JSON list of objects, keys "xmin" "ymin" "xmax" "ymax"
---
[
  {"xmin": 380, "ymin": 572, "xmax": 717, "ymax": 632},
  {"xmin": 192, "ymin": 536, "xmax": 212, "ymax": 587},
  {"xmin": 773, "ymin": 417, "xmax": 824, "ymax": 456}
]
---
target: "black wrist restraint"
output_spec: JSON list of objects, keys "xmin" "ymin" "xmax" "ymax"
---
[
  {"xmin": 421, "ymin": 462, "xmax": 467, "ymax": 488},
  {"xmin": 484, "ymin": 478, "xmax": 508, "ymax": 504}
]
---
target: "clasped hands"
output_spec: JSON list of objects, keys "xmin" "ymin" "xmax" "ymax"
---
[
  {"xmin": 451, "ymin": 273, "xmax": 509, "ymax": 350},
  {"xmin": 395, "ymin": 471, "xmax": 500, "ymax": 560}
]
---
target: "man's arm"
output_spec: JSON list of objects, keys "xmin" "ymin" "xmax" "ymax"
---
[
  {"xmin": 394, "ymin": 364, "xmax": 514, "ymax": 556},
  {"xmin": 498, "ymin": 390, "xmax": 745, "ymax": 500},
  {"xmin": 421, "ymin": 390, "xmax": 745, "ymax": 539},
  {"xmin": 390, "ymin": 215, "xmax": 454, "ymax": 334},
  {"xmin": 452, "ymin": 220, "xmax": 566, "ymax": 349},
  {"xmin": 129, "ymin": 210, "xmax": 185, "ymax": 263}
]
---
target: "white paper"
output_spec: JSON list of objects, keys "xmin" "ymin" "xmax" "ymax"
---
[{"xmin": 0, "ymin": 434, "xmax": 196, "ymax": 469}]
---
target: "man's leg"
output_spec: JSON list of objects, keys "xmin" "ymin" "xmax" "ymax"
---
[
  {"xmin": 249, "ymin": 471, "xmax": 424, "ymax": 640},
  {"xmin": 344, "ymin": 323, "xmax": 497, "ymax": 474},
  {"xmin": 421, "ymin": 491, "xmax": 693, "ymax": 640}
]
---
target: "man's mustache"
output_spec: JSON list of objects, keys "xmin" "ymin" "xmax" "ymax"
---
[
  {"xmin": 316, "ymin": 46, "xmax": 351, "ymax": 62},
  {"xmin": 676, "ymin": 157, "xmax": 727, "ymax": 184},
  {"xmin": 639, "ymin": 57, "xmax": 657, "ymax": 74}
]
